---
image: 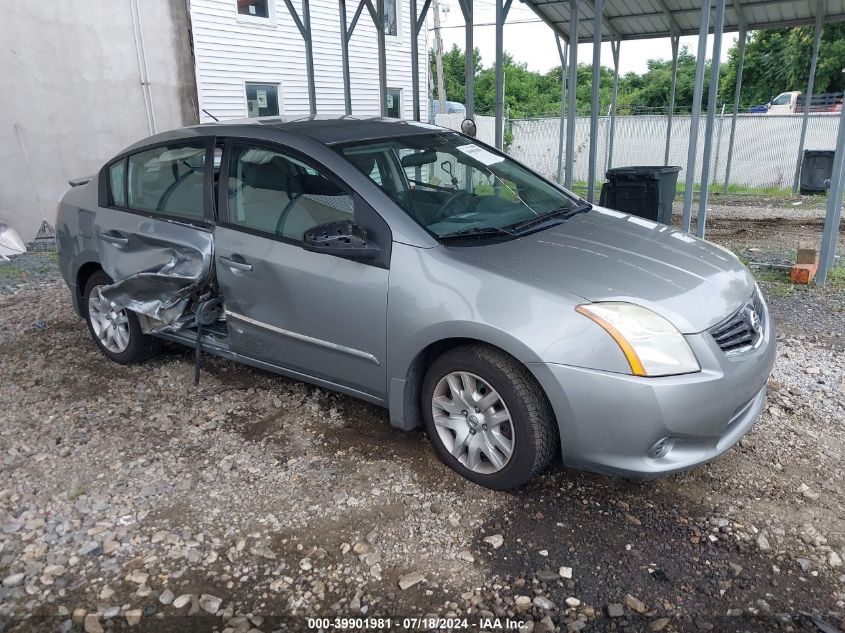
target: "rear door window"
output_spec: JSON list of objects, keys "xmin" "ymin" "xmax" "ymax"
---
[{"xmin": 127, "ymin": 144, "xmax": 207, "ymax": 220}]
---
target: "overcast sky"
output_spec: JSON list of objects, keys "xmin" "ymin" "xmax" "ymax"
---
[{"xmin": 433, "ymin": 0, "xmax": 738, "ymax": 76}]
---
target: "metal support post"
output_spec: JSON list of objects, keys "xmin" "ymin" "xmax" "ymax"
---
[{"xmin": 681, "ymin": 0, "xmax": 712, "ymax": 233}]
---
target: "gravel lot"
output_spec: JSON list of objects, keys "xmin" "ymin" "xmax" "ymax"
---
[{"xmin": 1, "ymin": 210, "xmax": 844, "ymax": 633}]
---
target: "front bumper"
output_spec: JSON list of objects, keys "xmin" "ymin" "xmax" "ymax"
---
[{"xmin": 530, "ymin": 307, "xmax": 777, "ymax": 478}]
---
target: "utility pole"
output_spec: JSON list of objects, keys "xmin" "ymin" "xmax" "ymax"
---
[{"xmin": 432, "ymin": 0, "xmax": 447, "ymax": 115}]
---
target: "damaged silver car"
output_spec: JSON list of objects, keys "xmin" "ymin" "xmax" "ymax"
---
[{"xmin": 57, "ymin": 116, "xmax": 775, "ymax": 489}]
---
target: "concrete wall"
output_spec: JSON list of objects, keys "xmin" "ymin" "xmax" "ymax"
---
[{"xmin": 0, "ymin": 0, "xmax": 198, "ymax": 242}]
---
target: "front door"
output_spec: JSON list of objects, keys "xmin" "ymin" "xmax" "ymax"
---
[{"xmin": 213, "ymin": 141, "xmax": 390, "ymax": 399}]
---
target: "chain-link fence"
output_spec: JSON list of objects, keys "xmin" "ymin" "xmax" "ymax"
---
[{"xmin": 435, "ymin": 111, "xmax": 841, "ymax": 193}]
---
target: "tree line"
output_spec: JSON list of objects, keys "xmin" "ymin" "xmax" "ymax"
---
[{"xmin": 430, "ymin": 23, "xmax": 845, "ymax": 118}]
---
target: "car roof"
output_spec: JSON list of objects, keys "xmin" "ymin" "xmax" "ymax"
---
[{"xmin": 147, "ymin": 116, "xmax": 451, "ymax": 148}]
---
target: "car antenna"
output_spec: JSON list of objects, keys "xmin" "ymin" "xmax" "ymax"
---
[{"xmin": 202, "ymin": 109, "xmax": 219, "ymax": 122}]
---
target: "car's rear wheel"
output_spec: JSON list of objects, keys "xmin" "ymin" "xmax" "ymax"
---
[
  {"xmin": 83, "ymin": 270, "xmax": 160, "ymax": 364},
  {"xmin": 421, "ymin": 344, "xmax": 557, "ymax": 490}
]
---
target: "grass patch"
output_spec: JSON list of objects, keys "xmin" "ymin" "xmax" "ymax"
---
[
  {"xmin": 752, "ymin": 268, "xmax": 791, "ymax": 283},
  {"xmin": 716, "ymin": 183, "xmax": 795, "ymax": 197},
  {"xmin": 752, "ymin": 268, "xmax": 796, "ymax": 298},
  {"xmin": 0, "ymin": 264, "xmax": 23, "ymax": 278},
  {"xmin": 752, "ymin": 266, "xmax": 844, "ymax": 293},
  {"xmin": 764, "ymin": 282, "xmax": 796, "ymax": 298},
  {"xmin": 827, "ymin": 267, "xmax": 845, "ymax": 288},
  {"xmin": 67, "ymin": 486, "xmax": 86, "ymax": 502}
]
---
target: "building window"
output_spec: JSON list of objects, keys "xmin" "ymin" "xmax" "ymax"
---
[
  {"xmin": 384, "ymin": 0, "xmax": 397, "ymax": 36},
  {"xmin": 237, "ymin": 0, "xmax": 270, "ymax": 18},
  {"xmin": 386, "ymin": 88, "xmax": 401, "ymax": 118},
  {"xmin": 245, "ymin": 83, "xmax": 280, "ymax": 117}
]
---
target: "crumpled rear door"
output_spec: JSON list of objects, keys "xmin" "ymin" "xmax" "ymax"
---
[
  {"xmin": 96, "ymin": 209, "xmax": 214, "ymax": 328},
  {"xmin": 94, "ymin": 140, "xmax": 217, "ymax": 330}
]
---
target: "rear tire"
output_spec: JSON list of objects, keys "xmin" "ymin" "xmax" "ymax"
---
[
  {"xmin": 421, "ymin": 344, "xmax": 557, "ymax": 490},
  {"xmin": 83, "ymin": 270, "xmax": 160, "ymax": 364}
]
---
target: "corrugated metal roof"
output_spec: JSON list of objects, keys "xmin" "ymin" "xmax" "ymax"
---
[{"xmin": 524, "ymin": 0, "xmax": 845, "ymax": 42}]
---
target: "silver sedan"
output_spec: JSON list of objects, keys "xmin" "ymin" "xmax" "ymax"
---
[{"xmin": 56, "ymin": 117, "xmax": 776, "ymax": 489}]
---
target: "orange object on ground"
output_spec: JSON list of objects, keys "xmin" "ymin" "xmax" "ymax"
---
[
  {"xmin": 791, "ymin": 241, "xmax": 819, "ymax": 284},
  {"xmin": 791, "ymin": 262, "xmax": 818, "ymax": 284}
]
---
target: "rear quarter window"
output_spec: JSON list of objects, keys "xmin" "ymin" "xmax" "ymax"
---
[{"xmin": 109, "ymin": 161, "xmax": 126, "ymax": 207}]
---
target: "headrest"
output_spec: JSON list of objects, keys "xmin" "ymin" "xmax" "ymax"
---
[
  {"xmin": 242, "ymin": 159, "xmax": 291, "ymax": 191},
  {"xmin": 296, "ymin": 174, "xmax": 345, "ymax": 196},
  {"xmin": 346, "ymin": 152, "xmax": 377, "ymax": 176}
]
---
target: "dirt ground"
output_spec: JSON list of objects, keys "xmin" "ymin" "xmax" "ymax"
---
[{"xmin": 0, "ymin": 203, "xmax": 843, "ymax": 633}]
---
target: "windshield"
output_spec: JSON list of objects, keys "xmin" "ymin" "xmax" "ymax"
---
[{"xmin": 337, "ymin": 132, "xmax": 582, "ymax": 239}]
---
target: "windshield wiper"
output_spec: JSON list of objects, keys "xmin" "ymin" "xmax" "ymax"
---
[
  {"xmin": 506, "ymin": 202, "xmax": 591, "ymax": 234},
  {"xmin": 438, "ymin": 226, "xmax": 515, "ymax": 240}
]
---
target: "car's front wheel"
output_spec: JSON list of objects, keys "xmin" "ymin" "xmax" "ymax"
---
[
  {"xmin": 421, "ymin": 344, "xmax": 557, "ymax": 490},
  {"xmin": 83, "ymin": 270, "xmax": 160, "ymax": 364}
]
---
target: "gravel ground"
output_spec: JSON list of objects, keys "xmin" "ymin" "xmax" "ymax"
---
[
  {"xmin": 1, "ymin": 216, "xmax": 844, "ymax": 633},
  {"xmin": 673, "ymin": 198, "xmax": 845, "ymax": 268},
  {"xmin": 0, "ymin": 252, "xmax": 60, "ymax": 296}
]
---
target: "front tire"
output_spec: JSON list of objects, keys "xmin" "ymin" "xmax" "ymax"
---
[
  {"xmin": 421, "ymin": 344, "xmax": 557, "ymax": 490},
  {"xmin": 83, "ymin": 270, "xmax": 160, "ymax": 364}
]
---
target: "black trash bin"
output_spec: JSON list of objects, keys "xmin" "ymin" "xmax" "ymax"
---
[
  {"xmin": 599, "ymin": 166, "xmax": 681, "ymax": 225},
  {"xmin": 800, "ymin": 150, "xmax": 835, "ymax": 195}
]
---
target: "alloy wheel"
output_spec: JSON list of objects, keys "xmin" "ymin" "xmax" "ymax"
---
[
  {"xmin": 88, "ymin": 287, "xmax": 131, "ymax": 354},
  {"xmin": 431, "ymin": 371, "xmax": 515, "ymax": 474}
]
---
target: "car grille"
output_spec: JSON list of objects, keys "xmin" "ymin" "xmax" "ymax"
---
[{"xmin": 710, "ymin": 290, "xmax": 766, "ymax": 355}]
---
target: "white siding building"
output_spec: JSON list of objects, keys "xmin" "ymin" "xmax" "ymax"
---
[{"xmin": 189, "ymin": 0, "xmax": 430, "ymax": 122}]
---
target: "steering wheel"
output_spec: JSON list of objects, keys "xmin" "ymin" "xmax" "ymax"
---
[{"xmin": 433, "ymin": 190, "xmax": 474, "ymax": 223}]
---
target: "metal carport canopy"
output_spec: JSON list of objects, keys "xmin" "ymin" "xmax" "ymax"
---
[
  {"xmin": 522, "ymin": 0, "xmax": 845, "ymax": 42},
  {"xmin": 507, "ymin": 0, "xmax": 845, "ymax": 285}
]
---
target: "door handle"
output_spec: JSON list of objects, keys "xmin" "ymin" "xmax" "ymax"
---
[
  {"xmin": 99, "ymin": 232, "xmax": 129, "ymax": 246},
  {"xmin": 219, "ymin": 255, "xmax": 253, "ymax": 272}
]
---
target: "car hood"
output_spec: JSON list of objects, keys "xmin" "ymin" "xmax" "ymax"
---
[{"xmin": 446, "ymin": 206, "xmax": 755, "ymax": 333}]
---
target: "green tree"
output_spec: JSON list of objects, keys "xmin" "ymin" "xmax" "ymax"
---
[
  {"xmin": 429, "ymin": 24, "xmax": 845, "ymax": 120},
  {"xmin": 720, "ymin": 24, "xmax": 845, "ymax": 108},
  {"xmin": 617, "ymin": 46, "xmax": 712, "ymax": 114},
  {"xmin": 430, "ymin": 44, "xmax": 483, "ymax": 104}
]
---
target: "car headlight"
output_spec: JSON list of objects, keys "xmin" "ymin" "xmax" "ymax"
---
[{"xmin": 575, "ymin": 302, "xmax": 700, "ymax": 377}]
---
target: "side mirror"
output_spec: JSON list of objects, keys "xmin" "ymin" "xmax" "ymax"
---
[{"xmin": 303, "ymin": 220, "xmax": 381, "ymax": 260}]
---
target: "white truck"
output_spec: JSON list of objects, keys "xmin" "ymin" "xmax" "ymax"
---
[{"xmin": 764, "ymin": 91, "xmax": 843, "ymax": 115}]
